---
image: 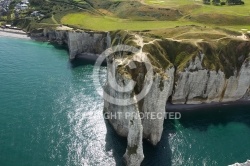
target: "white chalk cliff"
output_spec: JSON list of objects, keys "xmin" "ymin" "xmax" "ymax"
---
[
  {"xmin": 30, "ymin": 28, "xmax": 110, "ymax": 59},
  {"xmin": 31, "ymin": 29, "xmax": 250, "ymax": 166},
  {"xmin": 103, "ymin": 31, "xmax": 250, "ymax": 165},
  {"xmin": 172, "ymin": 54, "xmax": 250, "ymax": 104}
]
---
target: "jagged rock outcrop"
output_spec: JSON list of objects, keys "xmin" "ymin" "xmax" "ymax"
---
[
  {"xmin": 103, "ymin": 34, "xmax": 174, "ymax": 165},
  {"xmin": 103, "ymin": 58, "xmax": 147, "ymax": 165},
  {"xmin": 123, "ymin": 105, "xmax": 144, "ymax": 166}
]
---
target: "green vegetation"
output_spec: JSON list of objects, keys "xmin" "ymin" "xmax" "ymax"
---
[
  {"xmin": 57, "ymin": 0, "xmax": 250, "ymax": 32},
  {"xmin": 1, "ymin": 0, "xmax": 249, "ymax": 33},
  {"xmin": 61, "ymin": 12, "xmax": 201, "ymax": 31},
  {"xmin": 113, "ymin": 28, "xmax": 249, "ymax": 80},
  {"xmin": 141, "ymin": 30, "xmax": 250, "ymax": 78},
  {"xmin": 1, "ymin": 3, "xmax": 248, "ymax": 38}
]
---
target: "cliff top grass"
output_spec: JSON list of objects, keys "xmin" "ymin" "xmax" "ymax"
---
[
  {"xmin": 57, "ymin": 0, "xmax": 250, "ymax": 33},
  {"xmin": 142, "ymin": 25, "xmax": 243, "ymax": 39},
  {"xmin": 142, "ymin": 33, "xmax": 250, "ymax": 78},
  {"xmin": 10, "ymin": 0, "xmax": 249, "ymax": 34},
  {"xmin": 60, "ymin": 12, "xmax": 202, "ymax": 31},
  {"xmin": 112, "ymin": 29, "xmax": 249, "ymax": 80}
]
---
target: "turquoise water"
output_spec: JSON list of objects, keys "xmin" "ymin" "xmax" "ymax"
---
[
  {"xmin": 143, "ymin": 105, "xmax": 250, "ymax": 166},
  {"xmin": 0, "ymin": 37, "xmax": 126, "ymax": 166},
  {"xmin": 0, "ymin": 37, "xmax": 250, "ymax": 166}
]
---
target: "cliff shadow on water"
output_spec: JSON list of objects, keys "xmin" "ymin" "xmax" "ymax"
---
[
  {"xmin": 142, "ymin": 120, "xmax": 173, "ymax": 166},
  {"xmin": 44, "ymin": 43, "xmax": 97, "ymax": 68},
  {"xmin": 48, "ymin": 42, "xmax": 69, "ymax": 52},
  {"xmin": 104, "ymin": 119, "xmax": 127, "ymax": 166},
  {"xmin": 69, "ymin": 56, "xmax": 107, "ymax": 68},
  {"xmin": 46, "ymin": 41, "xmax": 108, "ymax": 67},
  {"xmin": 164, "ymin": 102, "xmax": 250, "ymax": 165},
  {"xmin": 169, "ymin": 102, "xmax": 250, "ymax": 131},
  {"xmin": 69, "ymin": 58, "xmax": 106, "ymax": 68},
  {"xmin": 141, "ymin": 102, "xmax": 250, "ymax": 166}
]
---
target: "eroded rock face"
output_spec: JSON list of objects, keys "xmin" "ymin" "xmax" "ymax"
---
[
  {"xmin": 31, "ymin": 28, "xmax": 111, "ymax": 60},
  {"xmin": 103, "ymin": 60, "xmax": 146, "ymax": 165},
  {"xmin": 103, "ymin": 31, "xmax": 250, "ymax": 165},
  {"xmin": 141, "ymin": 70, "xmax": 174, "ymax": 145},
  {"xmin": 67, "ymin": 31, "xmax": 110, "ymax": 59},
  {"xmin": 123, "ymin": 107, "xmax": 144, "ymax": 166},
  {"xmin": 103, "ymin": 34, "xmax": 174, "ymax": 165},
  {"xmin": 172, "ymin": 54, "xmax": 250, "ymax": 104}
]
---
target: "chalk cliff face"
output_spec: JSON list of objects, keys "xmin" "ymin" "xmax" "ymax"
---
[
  {"xmin": 103, "ymin": 31, "xmax": 250, "ymax": 165},
  {"xmin": 66, "ymin": 31, "xmax": 110, "ymax": 59},
  {"xmin": 140, "ymin": 35, "xmax": 250, "ymax": 105},
  {"xmin": 31, "ymin": 28, "xmax": 110, "ymax": 59},
  {"xmin": 103, "ymin": 44, "xmax": 173, "ymax": 165},
  {"xmin": 31, "ymin": 28, "xmax": 250, "ymax": 166},
  {"xmin": 172, "ymin": 55, "xmax": 250, "ymax": 104},
  {"xmin": 170, "ymin": 41, "xmax": 250, "ymax": 104}
]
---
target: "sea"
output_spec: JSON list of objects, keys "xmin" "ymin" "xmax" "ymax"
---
[{"xmin": 0, "ymin": 36, "xmax": 249, "ymax": 166}]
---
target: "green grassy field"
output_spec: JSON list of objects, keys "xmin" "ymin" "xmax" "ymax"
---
[
  {"xmin": 57, "ymin": 0, "xmax": 250, "ymax": 32},
  {"xmin": 9, "ymin": 0, "xmax": 250, "ymax": 33},
  {"xmin": 61, "ymin": 12, "xmax": 203, "ymax": 31},
  {"xmin": 144, "ymin": 0, "xmax": 250, "ymax": 16}
]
